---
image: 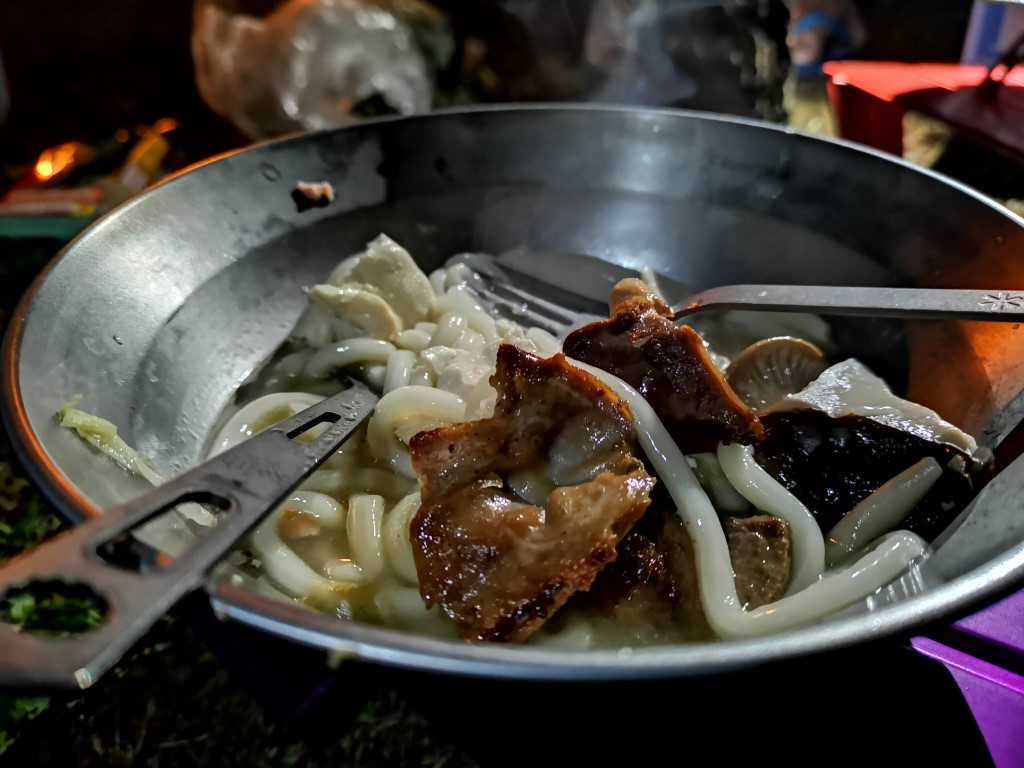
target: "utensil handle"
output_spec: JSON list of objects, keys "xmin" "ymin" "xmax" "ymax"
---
[
  {"xmin": 0, "ymin": 379, "xmax": 377, "ymax": 689},
  {"xmin": 675, "ymin": 286, "xmax": 1024, "ymax": 322}
]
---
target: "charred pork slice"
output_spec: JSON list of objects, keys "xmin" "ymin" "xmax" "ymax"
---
[
  {"xmin": 562, "ymin": 281, "xmax": 764, "ymax": 454},
  {"xmin": 409, "ymin": 344, "xmax": 656, "ymax": 643},
  {"xmin": 577, "ymin": 510, "xmax": 792, "ymax": 640}
]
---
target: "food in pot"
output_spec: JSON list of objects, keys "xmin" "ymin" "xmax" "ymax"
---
[{"xmin": 58, "ymin": 234, "xmax": 989, "ymax": 647}]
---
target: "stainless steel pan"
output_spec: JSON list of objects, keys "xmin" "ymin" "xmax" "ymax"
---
[{"xmin": 6, "ymin": 104, "xmax": 1024, "ymax": 683}]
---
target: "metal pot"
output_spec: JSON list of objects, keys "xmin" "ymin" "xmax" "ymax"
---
[{"xmin": 6, "ymin": 105, "xmax": 1024, "ymax": 679}]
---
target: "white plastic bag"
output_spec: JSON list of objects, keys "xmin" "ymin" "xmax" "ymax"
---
[{"xmin": 192, "ymin": 0, "xmax": 435, "ymax": 140}]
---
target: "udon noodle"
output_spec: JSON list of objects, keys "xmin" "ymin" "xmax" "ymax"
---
[{"xmin": 205, "ymin": 235, "xmax": 562, "ymax": 636}]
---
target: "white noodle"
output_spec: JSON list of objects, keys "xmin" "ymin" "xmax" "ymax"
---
[
  {"xmin": 305, "ymin": 338, "xmax": 397, "ymax": 378},
  {"xmin": 367, "ymin": 386, "xmax": 466, "ymax": 478},
  {"xmin": 407, "ymin": 365, "xmax": 435, "ymax": 387},
  {"xmin": 434, "ymin": 288, "xmax": 500, "ymax": 341},
  {"xmin": 826, "ymin": 457, "xmax": 942, "ymax": 568},
  {"xmin": 687, "ymin": 453, "xmax": 752, "ymax": 515},
  {"xmin": 374, "ymin": 585, "xmax": 437, "ymax": 624},
  {"xmin": 716, "ymin": 442, "xmax": 825, "ymax": 594},
  {"xmin": 299, "ymin": 467, "xmax": 412, "ymax": 498},
  {"xmin": 442, "ymin": 261, "xmax": 475, "ymax": 289},
  {"xmin": 383, "ymin": 349, "xmax": 417, "ymax": 394},
  {"xmin": 382, "ymin": 492, "xmax": 422, "ymax": 585},
  {"xmin": 429, "ymin": 312, "xmax": 471, "ymax": 348},
  {"xmin": 363, "ymin": 364, "xmax": 387, "ymax": 391},
  {"xmin": 210, "ymin": 392, "xmax": 324, "ymax": 455},
  {"xmin": 428, "ymin": 268, "xmax": 447, "ymax": 296},
  {"xmin": 394, "ymin": 329, "xmax": 433, "ymax": 352},
  {"xmin": 348, "ymin": 494, "xmax": 386, "ymax": 580},
  {"xmin": 249, "ymin": 491, "xmax": 349, "ymax": 597},
  {"xmin": 324, "ymin": 560, "xmax": 365, "ymax": 583},
  {"xmin": 526, "ymin": 327, "xmax": 561, "ymax": 356},
  {"xmin": 285, "ymin": 490, "xmax": 346, "ymax": 525}
]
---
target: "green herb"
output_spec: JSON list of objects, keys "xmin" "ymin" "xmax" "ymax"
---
[
  {"xmin": 0, "ymin": 590, "xmax": 103, "ymax": 634},
  {"xmin": 0, "ymin": 461, "xmax": 28, "ymax": 510},
  {"xmin": 0, "ymin": 495, "xmax": 62, "ymax": 561},
  {"xmin": 56, "ymin": 395, "xmax": 119, "ymax": 442},
  {"xmin": 0, "ymin": 695, "xmax": 50, "ymax": 756}
]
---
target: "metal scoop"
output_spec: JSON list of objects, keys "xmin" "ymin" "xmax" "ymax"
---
[{"xmin": 0, "ymin": 379, "xmax": 377, "ymax": 689}]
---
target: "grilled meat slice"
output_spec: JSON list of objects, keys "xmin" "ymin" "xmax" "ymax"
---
[
  {"xmin": 563, "ymin": 283, "xmax": 764, "ymax": 454},
  {"xmin": 409, "ymin": 344, "xmax": 656, "ymax": 643}
]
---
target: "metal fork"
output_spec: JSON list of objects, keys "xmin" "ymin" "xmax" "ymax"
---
[{"xmin": 452, "ymin": 250, "xmax": 1024, "ymax": 340}]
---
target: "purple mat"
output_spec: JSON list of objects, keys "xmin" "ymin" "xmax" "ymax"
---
[{"xmin": 914, "ymin": 588, "xmax": 1024, "ymax": 768}]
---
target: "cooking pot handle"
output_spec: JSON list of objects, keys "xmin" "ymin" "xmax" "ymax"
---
[{"xmin": 0, "ymin": 378, "xmax": 378, "ymax": 689}]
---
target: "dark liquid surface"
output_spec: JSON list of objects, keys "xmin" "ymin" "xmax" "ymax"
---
[{"xmin": 754, "ymin": 410, "xmax": 984, "ymax": 542}]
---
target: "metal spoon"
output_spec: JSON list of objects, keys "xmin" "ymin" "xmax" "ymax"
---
[{"xmin": 461, "ymin": 249, "xmax": 1024, "ymax": 340}]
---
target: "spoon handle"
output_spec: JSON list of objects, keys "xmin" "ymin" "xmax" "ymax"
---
[
  {"xmin": 0, "ymin": 379, "xmax": 377, "ymax": 690},
  {"xmin": 675, "ymin": 285, "xmax": 1024, "ymax": 322}
]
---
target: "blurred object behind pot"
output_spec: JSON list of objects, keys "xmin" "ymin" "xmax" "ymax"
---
[
  {"xmin": 193, "ymin": 0, "xmax": 792, "ymax": 138},
  {"xmin": 583, "ymin": 0, "xmax": 698, "ymax": 106},
  {"xmin": 191, "ymin": 0, "xmax": 446, "ymax": 140},
  {"xmin": 0, "ymin": 49, "xmax": 8, "ymax": 129},
  {"xmin": 494, "ymin": 0, "xmax": 791, "ymax": 121}
]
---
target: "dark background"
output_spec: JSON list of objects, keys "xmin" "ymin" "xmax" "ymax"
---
[
  {"xmin": 0, "ymin": 1, "xmax": 1010, "ymax": 765},
  {"xmin": 0, "ymin": 0, "xmax": 978, "ymax": 167}
]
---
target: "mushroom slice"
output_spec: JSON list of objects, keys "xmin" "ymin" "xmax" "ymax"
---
[{"xmin": 725, "ymin": 337, "xmax": 828, "ymax": 412}]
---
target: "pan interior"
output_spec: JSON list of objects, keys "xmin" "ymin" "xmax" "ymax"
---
[{"xmin": 8, "ymin": 106, "xmax": 1024, "ymax": 677}]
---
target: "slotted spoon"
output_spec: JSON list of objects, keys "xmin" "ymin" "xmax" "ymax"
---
[{"xmin": 0, "ymin": 379, "xmax": 377, "ymax": 688}]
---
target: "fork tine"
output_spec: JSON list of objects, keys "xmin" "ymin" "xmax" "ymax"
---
[
  {"xmin": 463, "ymin": 281, "xmax": 571, "ymax": 338},
  {"xmin": 485, "ymin": 281, "xmax": 583, "ymax": 325}
]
